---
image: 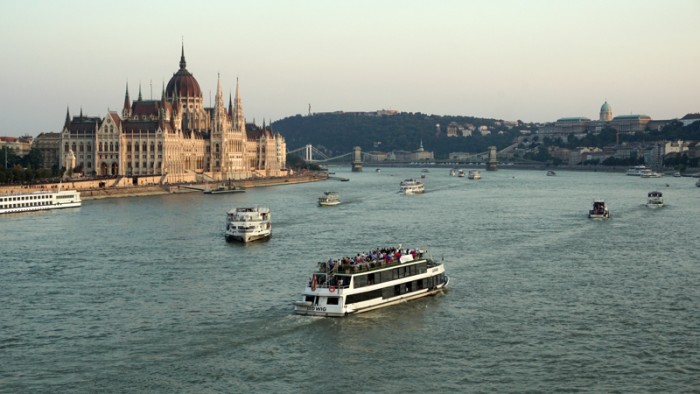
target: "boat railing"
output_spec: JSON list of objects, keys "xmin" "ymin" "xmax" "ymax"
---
[{"xmin": 316, "ymin": 251, "xmax": 427, "ymax": 276}]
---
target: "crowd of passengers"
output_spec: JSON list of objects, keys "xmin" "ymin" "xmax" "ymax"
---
[{"xmin": 319, "ymin": 246, "xmax": 422, "ymax": 273}]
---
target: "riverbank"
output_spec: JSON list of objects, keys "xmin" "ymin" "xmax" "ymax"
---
[{"xmin": 0, "ymin": 173, "xmax": 329, "ymax": 201}]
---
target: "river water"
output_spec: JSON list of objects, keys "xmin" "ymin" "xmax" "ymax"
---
[{"xmin": 1, "ymin": 167, "xmax": 698, "ymax": 392}]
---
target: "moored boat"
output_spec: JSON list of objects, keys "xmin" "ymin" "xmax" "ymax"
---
[
  {"xmin": 399, "ymin": 178, "xmax": 425, "ymax": 195},
  {"xmin": 204, "ymin": 183, "xmax": 246, "ymax": 194},
  {"xmin": 457, "ymin": 169, "xmax": 465, "ymax": 177},
  {"xmin": 318, "ymin": 191, "xmax": 341, "ymax": 206},
  {"xmin": 646, "ymin": 191, "xmax": 664, "ymax": 208},
  {"xmin": 225, "ymin": 206, "xmax": 271, "ymax": 243},
  {"xmin": 292, "ymin": 246, "xmax": 448, "ymax": 317},
  {"xmin": 626, "ymin": 165, "xmax": 650, "ymax": 176},
  {"xmin": 0, "ymin": 189, "xmax": 81, "ymax": 215},
  {"xmin": 449, "ymin": 168, "xmax": 456, "ymax": 176},
  {"xmin": 588, "ymin": 199, "xmax": 610, "ymax": 219},
  {"xmin": 640, "ymin": 170, "xmax": 662, "ymax": 178},
  {"xmin": 546, "ymin": 170, "xmax": 557, "ymax": 176},
  {"xmin": 468, "ymin": 170, "xmax": 481, "ymax": 180}
]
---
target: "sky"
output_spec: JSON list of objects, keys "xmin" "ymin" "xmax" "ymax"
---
[{"xmin": 1, "ymin": 0, "xmax": 699, "ymax": 137}]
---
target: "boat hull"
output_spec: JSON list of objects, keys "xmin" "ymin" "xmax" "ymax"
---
[
  {"xmin": 294, "ymin": 283, "xmax": 448, "ymax": 317},
  {"xmin": 0, "ymin": 190, "xmax": 82, "ymax": 215},
  {"xmin": 225, "ymin": 231, "xmax": 271, "ymax": 243}
]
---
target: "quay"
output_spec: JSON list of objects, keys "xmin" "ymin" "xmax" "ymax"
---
[{"xmin": 0, "ymin": 172, "xmax": 328, "ymax": 201}]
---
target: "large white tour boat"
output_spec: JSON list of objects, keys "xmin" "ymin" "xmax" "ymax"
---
[
  {"xmin": 318, "ymin": 191, "xmax": 341, "ymax": 206},
  {"xmin": 588, "ymin": 199, "xmax": 610, "ymax": 219},
  {"xmin": 0, "ymin": 189, "xmax": 81, "ymax": 215},
  {"xmin": 468, "ymin": 170, "xmax": 481, "ymax": 180},
  {"xmin": 399, "ymin": 178, "xmax": 425, "ymax": 195},
  {"xmin": 646, "ymin": 191, "xmax": 664, "ymax": 208},
  {"xmin": 293, "ymin": 246, "xmax": 448, "ymax": 317},
  {"xmin": 225, "ymin": 206, "xmax": 271, "ymax": 243}
]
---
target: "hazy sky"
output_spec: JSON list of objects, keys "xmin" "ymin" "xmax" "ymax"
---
[{"xmin": 1, "ymin": 0, "xmax": 698, "ymax": 137}]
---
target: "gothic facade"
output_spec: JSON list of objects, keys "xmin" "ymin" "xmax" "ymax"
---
[{"xmin": 60, "ymin": 46, "xmax": 286, "ymax": 183}]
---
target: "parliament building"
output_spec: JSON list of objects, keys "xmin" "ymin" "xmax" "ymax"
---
[{"xmin": 59, "ymin": 46, "xmax": 286, "ymax": 183}]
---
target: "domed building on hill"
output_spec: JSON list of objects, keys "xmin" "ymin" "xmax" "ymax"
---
[
  {"xmin": 599, "ymin": 101, "xmax": 613, "ymax": 121},
  {"xmin": 59, "ymin": 45, "xmax": 286, "ymax": 183}
]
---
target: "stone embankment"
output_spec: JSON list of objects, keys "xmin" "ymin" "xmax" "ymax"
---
[{"xmin": 0, "ymin": 173, "xmax": 328, "ymax": 201}]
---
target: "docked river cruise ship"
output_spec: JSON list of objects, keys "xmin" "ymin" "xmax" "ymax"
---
[
  {"xmin": 293, "ymin": 247, "xmax": 448, "ymax": 317},
  {"xmin": 0, "ymin": 189, "xmax": 82, "ymax": 215}
]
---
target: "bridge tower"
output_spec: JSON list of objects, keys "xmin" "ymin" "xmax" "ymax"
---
[
  {"xmin": 486, "ymin": 146, "xmax": 498, "ymax": 171},
  {"xmin": 305, "ymin": 144, "xmax": 313, "ymax": 161},
  {"xmin": 352, "ymin": 146, "xmax": 363, "ymax": 172}
]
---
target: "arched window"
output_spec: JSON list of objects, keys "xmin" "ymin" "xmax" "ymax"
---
[
  {"xmin": 110, "ymin": 143, "xmax": 114, "ymax": 152},
  {"xmin": 215, "ymin": 144, "xmax": 220, "ymax": 153},
  {"xmin": 143, "ymin": 143, "xmax": 147, "ymax": 152},
  {"xmin": 115, "ymin": 143, "xmax": 119, "ymax": 151},
  {"xmin": 98, "ymin": 142, "xmax": 102, "ymax": 152},
  {"xmin": 150, "ymin": 143, "xmax": 154, "ymax": 152},
  {"xmin": 79, "ymin": 143, "xmax": 84, "ymax": 152},
  {"xmin": 64, "ymin": 143, "xmax": 69, "ymax": 152},
  {"xmin": 71, "ymin": 143, "xmax": 76, "ymax": 152},
  {"xmin": 134, "ymin": 143, "xmax": 139, "ymax": 152},
  {"xmin": 87, "ymin": 143, "xmax": 91, "ymax": 152},
  {"xmin": 158, "ymin": 142, "xmax": 162, "ymax": 152}
]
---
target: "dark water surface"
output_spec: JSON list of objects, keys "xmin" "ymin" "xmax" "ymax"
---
[{"xmin": 1, "ymin": 167, "xmax": 699, "ymax": 392}]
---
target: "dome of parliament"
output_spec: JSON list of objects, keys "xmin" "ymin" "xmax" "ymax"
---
[{"xmin": 165, "ymin": 46, "xmax": 202, "ymax": 99}]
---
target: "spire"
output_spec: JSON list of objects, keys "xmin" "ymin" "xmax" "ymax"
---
[
  {"xmin": 80, "ymin": 107, "xmax": 83, "ymax": 118},
  {"xmin": 233, "ymin": 77, "xmax": 245, "ymax": 131},
  {"xmin": 138, "ymin": 83, "xmax": 142, "ymax": 101},
  {"xmin": 123, "ymin": 81, "xmax": 131, "ymax": 112},
  {"xmin": 64, "ymin": 106, "xmax": 71, "ymax": 128},
  {"xmin": 228, "ymin": 92, "xmax": 233, "ymax": 117},
  {"xmin": 179, "ymin": 40, "xmax": 187, "ymax": 70},
  {"xmin": 161, "ymin": 80, "xmax": 166, "ymax": 104}
]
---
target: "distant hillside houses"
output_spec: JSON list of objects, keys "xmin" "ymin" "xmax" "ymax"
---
[
  {"xmin": 312, "ymin": 109, "xmax": 400, "ymax": 117},
  {"xmin": 537, "ymin": 101, "xmax": 677, "ymax": 140},
  {"xmin": 546, "ymin": 139, "xmax": 699, "ymax": 168}
]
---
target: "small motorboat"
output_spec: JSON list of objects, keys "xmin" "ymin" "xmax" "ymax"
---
[
  {"xmin": 646, "ymin": 191, "xmax": 664, "ymax": 208},
  {"xmin": 588, "ymin": 199, "xmax": 610, "ymax": 219}
]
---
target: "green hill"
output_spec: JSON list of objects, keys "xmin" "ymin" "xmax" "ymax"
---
[{"xmin": 272, "ymin": 112, "xmax": 529, "ymax": 159}]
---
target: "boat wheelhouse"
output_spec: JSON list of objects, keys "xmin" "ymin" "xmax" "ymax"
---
[
  {"xmin": 646, "ymin": 191, "xmax": 664, "ymax": 208},
  {"xmin": 399, "ymin": 178, "xmax": 425, "ymax": 195},
  {"xmin": 468, "ymin": 170, "xmax": 481, "ymax": 180},
  {"xmin": 225, "ymin": 206, "xmax": 271, "ymax": 243},
  {"xmin": 457, "ymin": 169, "xmax": 465, "ymax": 177},
  {"xmin": 0, "ymin": 189, "xmax": 81, "ymax": 215},
  {"xmin": 293, "ymin": 247, "xmax": 448, "ymax": 317},
  {"xmin": 318, "ymin": 191, "xmax": 341, "ymax": 206},
  {"xmin": 588, "ymin": 199, "xmax": 610, "ymax": 219}
]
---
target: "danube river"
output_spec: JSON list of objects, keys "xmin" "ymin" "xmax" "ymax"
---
[{"xmin": 1, "ymin": 167, "xmax": 698, "ymax": 392}]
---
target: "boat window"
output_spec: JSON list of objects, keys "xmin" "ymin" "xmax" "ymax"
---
[
  {"xmin": 305, "ymin": 295, "xmax": 315, "ymax": 303},
  {"xmin": 381, "ymin": 270, "xmax": 392, "ymax": 283},
  {"xmin": 327, "ymin": 297, "xmax": 339, "ymax": 305},
  {"xmin": 367, "ymin": 273, "xmax": 375, "ymax": 285}
]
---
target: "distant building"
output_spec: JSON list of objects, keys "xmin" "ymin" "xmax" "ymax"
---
[
  {"xmin": 609, "ymin": 114, "xmax": 652, "ymax": 133},
  {"xmin": 33, "ymin": 132, "xmax": 61, "ymax": 169},
  {"xmin": 0, "ymin": 136, "xmax": 32, "ymax": 158},
  {"xmin": 680, "ymin": 113, "xmax": 700, "ymax": 126}
]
